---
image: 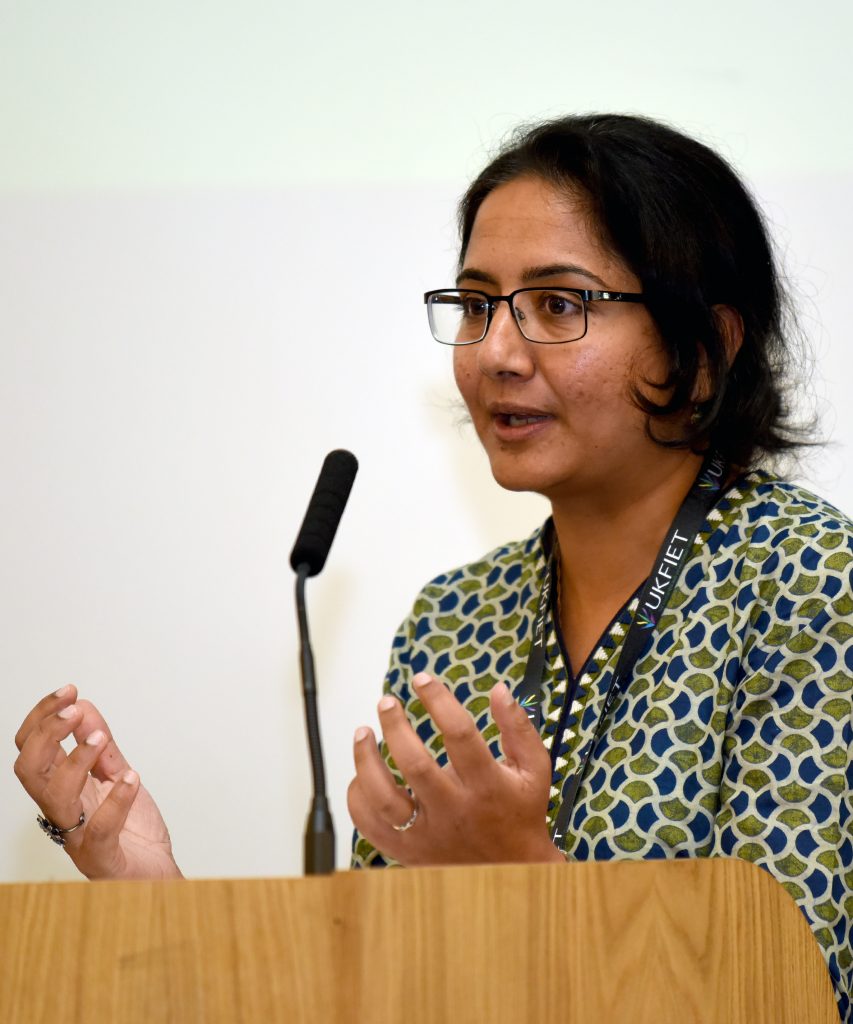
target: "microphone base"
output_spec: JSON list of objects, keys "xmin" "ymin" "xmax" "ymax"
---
[{"xmin": 304, "ymin": 799, "xmax": 335, "ymax": 875}]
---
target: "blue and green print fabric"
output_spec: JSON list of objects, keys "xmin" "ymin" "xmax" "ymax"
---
[
  {"xmin": 351, "ymin": 472, "xmax": 853, "ymax": 1021},
  {"xmin": 350, "ymin": 475, "xmax": 851, "ymax": 1019}
]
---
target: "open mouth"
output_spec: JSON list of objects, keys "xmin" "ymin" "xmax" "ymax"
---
[{"xmin": 496, "ymin": 413, "xmax": 551, "ymax": 427}]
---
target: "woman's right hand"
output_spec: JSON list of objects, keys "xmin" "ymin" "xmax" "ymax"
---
[{"xmin": 14, "ymin": 684, "xmax": 183, "ymax": 880}]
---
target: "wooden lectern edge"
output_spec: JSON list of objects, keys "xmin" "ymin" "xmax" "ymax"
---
[{"xmin": 1, "ymin": 857, "xmax": 841, "ymax": 1023}]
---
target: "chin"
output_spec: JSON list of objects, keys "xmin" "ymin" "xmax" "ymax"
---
[{"xmin": 486, "ymin": 459, "xmax": 560, "ymax": 497}]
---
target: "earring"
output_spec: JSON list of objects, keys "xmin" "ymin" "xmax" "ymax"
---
[{"xmin": 690, "ymin": 404, "xmax": 703, "ymax": 425}]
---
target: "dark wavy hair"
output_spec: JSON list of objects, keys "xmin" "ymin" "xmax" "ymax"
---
[{"xmin": 458, "ymin": 114, "xmax": 813, "ymax": 467}]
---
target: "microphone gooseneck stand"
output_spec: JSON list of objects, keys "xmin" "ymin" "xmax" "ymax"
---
[
  {"xmin": 295, "ymin": 562, "xmax": 335, "ymax": 875},
  {"xmin": 289, "ymin": 448, "xmax": 358, "ymax": 876}
]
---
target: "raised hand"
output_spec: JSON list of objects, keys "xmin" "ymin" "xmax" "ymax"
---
[
  {"xmin": 14, "ymin": 684, "xmax": 182, "ymax": 880},
  {"xmin": 347, "ymin": 672, "xmax": 564, "ymax": 866}
]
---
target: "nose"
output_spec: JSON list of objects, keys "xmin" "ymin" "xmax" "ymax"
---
[{"xmin": 475, "ymin": 299, "xmax": 536, "ymax": 380}]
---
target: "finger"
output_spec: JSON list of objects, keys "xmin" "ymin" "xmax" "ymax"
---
[
  {"xmin": 40, "ymin": 728, "xmax": 111, "ymax": 836},
  {"xmin": 377, "ymin": 694, "xmax": 453, "ymax": 804},
  {"xmin": 411, "ymin": 673, "xmax": 495, "ymax": 783},
  {"xmin": 352, "ymin": 726, "xmax": 416, "ymax": 829},
  {"xmin": 14, "ymin": 683, "xmax": 79, "ymax": 752},
  {"xmin": 347, "ymin": 775, "xmax": 418, "ymax": 864},
  {"xmin": 490, "ymin": 683, "xmax": 551, "ymax": 777},
  {"xmin": 69, "ymin": 700, "xmax": 131, "ymax": 782},
  {"xmin": 76, "ymin": 770, "xmax": 140, "ymax": 878},
  {"xmin": 14, "ymin": 702, "xmax": 84, "ymax": 800},
  {"xmin": 347, "ymin": 776, "xmax": 400, "ymax": 856}
]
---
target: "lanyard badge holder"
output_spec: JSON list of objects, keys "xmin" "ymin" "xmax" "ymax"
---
[{"xmin": 515, "ymin": 451, "xmax": 729, "ymax": 848}]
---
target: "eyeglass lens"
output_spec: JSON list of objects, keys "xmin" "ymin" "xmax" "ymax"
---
[{"xmin": 427, "ymin": 289, "xmax": 587, "ymax": 345}]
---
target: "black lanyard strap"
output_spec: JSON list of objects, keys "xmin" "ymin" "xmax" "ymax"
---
[
  {"xmin": 512, "ymin": 452, "xmax": 728, "ymax": 847},
  {"xmin": 516, "ymin": 520, "xmax": 557, "ymax": 731}
]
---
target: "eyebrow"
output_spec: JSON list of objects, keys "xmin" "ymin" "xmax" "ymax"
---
[{"xmin": 455, "ymin": 263, "xmax": 609, "ymax": 288}]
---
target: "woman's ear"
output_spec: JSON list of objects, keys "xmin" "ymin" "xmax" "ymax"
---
[
  {"xmin": 712, "ymin": 304, "xmax": 744, "ymax": 367},
  {"xmin": 692, "ymin": 305, "xmax": 745, "ymax": 406}
]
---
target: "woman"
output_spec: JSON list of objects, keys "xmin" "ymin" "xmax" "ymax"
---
[{"xmin": 14, "ymin": 115, "xmax": 853, "ymax": 1018}]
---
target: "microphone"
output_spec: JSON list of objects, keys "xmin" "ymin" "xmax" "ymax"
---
[
  {"xmin": 290, "ymin": 449, "xmax": 358, "ymax": 875},
  {"xmin": 290, "ymin": 450, "xmax": 358, "ymax": 576}
]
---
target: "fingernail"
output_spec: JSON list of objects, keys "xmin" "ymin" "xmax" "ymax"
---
[
  {"xmin": 412, "ymin": 673, "xmax": 433, "ymax": 690},
  {"xmin": 122, "ymin": 770, "xmax": 138, "ymax": 785},
  {"xmin": 58, "ymin": 705, "xmax": 78, "ymax": 719},
  {"xmin": 85, "ymin": 729, "xmax": 106, "ymax": 746},
  {"xmin": 54, "ymin": 684, "xmax": 71, "ymax": 698},
  {"xmin": 494, "ymin": 682, "xmax": 514, "ymax": 706},
  {"xmin": 378, "ymin": 695, "xmax": 397, "ymax": 713},
  {"xmin": 354, "ymin": 726, "xmax": 370, "ymax": 743}
]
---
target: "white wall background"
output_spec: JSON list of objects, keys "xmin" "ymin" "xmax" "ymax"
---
[{"xmin": 2, "ymin": 0, "xmax": 851, "ymax": 882}]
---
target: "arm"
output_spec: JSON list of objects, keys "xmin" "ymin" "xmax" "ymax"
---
[{"xmin": 712, "ymin": 597, "xmax": 853, "ymax": 1023}]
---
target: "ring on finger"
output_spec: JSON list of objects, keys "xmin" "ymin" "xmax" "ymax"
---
[
  {"xmin": 392, "ymin": 801, "xmax": 419, "ymax": 832},
  {"xmin": 37, "ymin": 811, "xmax": 85, "ymax": 847}
]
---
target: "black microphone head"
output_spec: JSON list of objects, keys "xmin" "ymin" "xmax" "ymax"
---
[{"xmin": 290, "ymin": 449, "xmax": 358, "ymax": 576}]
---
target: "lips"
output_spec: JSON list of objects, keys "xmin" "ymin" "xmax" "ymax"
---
[
  {"xmin": 487, "ymin": 403, "xmax": 554, "ymax": 440},
  {"xmin": 500, "ymin": 412, "xmax": 550, "ymax": 427},
  {"xmin": 489, "ymin": 402, "xmax": 552, "ymax": 423}
]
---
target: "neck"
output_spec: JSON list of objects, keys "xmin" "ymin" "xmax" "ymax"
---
[{"xmin": 550, "ymin": 450, "xmax": 705, "ymax": 612}]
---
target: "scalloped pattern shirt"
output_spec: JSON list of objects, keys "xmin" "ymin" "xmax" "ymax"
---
[{"xmin": 351, "ymin": 473, "xmax": 853, "ymax": 1022}]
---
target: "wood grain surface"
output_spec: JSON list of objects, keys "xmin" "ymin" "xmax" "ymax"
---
[{"xmin": 0, "ymin": 858, "xmax": 840, "ymax": 1023}]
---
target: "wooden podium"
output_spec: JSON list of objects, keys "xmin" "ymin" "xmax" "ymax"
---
[{"xmin": 1, "ymin": 858, "xmax": 840, "ymax": 1023}]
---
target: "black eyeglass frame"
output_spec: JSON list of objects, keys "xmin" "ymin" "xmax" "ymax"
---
[{"xmin": 423, "ymin": 287, "xmax": 645, "ymax": 345}]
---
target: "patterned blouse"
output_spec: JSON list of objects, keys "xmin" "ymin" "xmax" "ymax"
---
[{"xmin": 351, "ymin": 471, "xmax": 853, "ymax": 1021}]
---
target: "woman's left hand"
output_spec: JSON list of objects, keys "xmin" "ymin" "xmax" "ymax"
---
[{"xmin": 347, "ymin": 672, "xmax": 564, "ymax": 866}]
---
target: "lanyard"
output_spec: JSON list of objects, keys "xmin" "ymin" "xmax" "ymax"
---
[{"xmin": 514, "ymin": 452, "xmax": 728, "ymax": 846}]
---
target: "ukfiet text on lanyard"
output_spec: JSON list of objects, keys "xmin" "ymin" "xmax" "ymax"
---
[{"xmin": 514, "ymin": 450, "xmax": 728, "ymax": 850}]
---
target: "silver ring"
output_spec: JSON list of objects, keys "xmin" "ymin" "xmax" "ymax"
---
[
  {"xmin": 37, "ymin": 812, "xmax": 85, "ymax": 847},
  {"xmin": 392, "ymin": 803, "xmax": 419, "ymax": 832}
]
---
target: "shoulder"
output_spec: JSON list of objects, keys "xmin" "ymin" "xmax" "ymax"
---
[
  {"xmin": 699, "ymin": 472, "xmax": 852, "ymax": 646},
  {"xmin": 708, "ymin": 472, "xmax": 853, "ymax": 574},
  {"xmin": 384, "ymin": 521, "xmax": 550, "ymax": 680},
  {"xmin": 413, "ymin": 523, "xmax": 549, "ymax": 609},
  {"xmin": 400, "ymin": 522, "xmax": 550, "ymax": 642},
  {"xmin": 723, "ymin": 472, "xmax": 852, "ymax": 536}
]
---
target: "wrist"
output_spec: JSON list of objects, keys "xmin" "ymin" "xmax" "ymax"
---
[
  {"xmin": 518, "ymin": 829, "xmax": 568, "ymax": 864},
  {"xmin": 542, "ymin": 840, "xmax": 567, "ymax": 864}
]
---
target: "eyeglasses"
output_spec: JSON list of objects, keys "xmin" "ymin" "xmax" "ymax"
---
[{"xmin": 423, "ymin": 287, "xmax": 645, "ymax": 345}]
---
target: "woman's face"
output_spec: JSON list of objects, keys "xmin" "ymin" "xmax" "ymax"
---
[{"xmin": 453, "ymin": 174, "xmax": 680, "ymax": 507}]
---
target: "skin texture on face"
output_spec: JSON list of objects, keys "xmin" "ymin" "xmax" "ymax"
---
[{"xmin": 453, "ymin": 175, "xmax": 695, "ymax": 515}]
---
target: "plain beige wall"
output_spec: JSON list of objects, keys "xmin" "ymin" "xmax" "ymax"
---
[{"xmin": 2, "ymin": 0, "xmax": 851, "ymax": 881}]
